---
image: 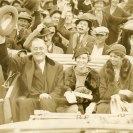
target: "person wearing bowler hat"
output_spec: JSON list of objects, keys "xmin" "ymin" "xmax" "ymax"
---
[
  {"xmin": 56, "ymin": 47, "xmax": 100, "ymax": 114},
  {"xmin": 90, "ymin": 26, "xmax": 110, "ymax": 57},
  {"xmin": 96, "ymin": 44, "xmax": 133, "ymax": 114},
  {"xmin": 57, "ymin": 6, "xmax": 95, "ymax": 54}
]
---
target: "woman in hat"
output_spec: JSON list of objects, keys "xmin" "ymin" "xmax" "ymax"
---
[
  {"xmin": 96, "ymin": 44, "xmax": 133, "ymax": 114},
  {"xmin": 57, "ymin": 47, "xmax": 100, "ymax": 114}
]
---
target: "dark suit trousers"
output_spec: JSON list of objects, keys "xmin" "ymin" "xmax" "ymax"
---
[{"xmin": 17, "ymin": 96, "xmax": 57, "ymax": 121}]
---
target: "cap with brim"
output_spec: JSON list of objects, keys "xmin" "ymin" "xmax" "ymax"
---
[
  {"xmin": 93, "ymin": 26, "xmax": 109, "ymax": 35},
  {"xmin": 18, "ymin": 12, "xmax": 32, "ymax": 22},
  {"xmin": 73, "ymin": 47, "xmax": 90, "ymax": 59},
  {"xmin": 106, "ymin": 44, "xmax": 126, "ymax": 56},
  {"xmin": 75, "ymin": 14, "xmax": 92, "ymax": 27}
]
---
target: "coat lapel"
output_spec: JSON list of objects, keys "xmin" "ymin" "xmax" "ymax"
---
[
  {"xmin": 45, "ymin": 57, "xmax": 56, "ymax": 93},
  {"xmin": 26, "ymin": 58, "xmax": 35, "ymax": 90}
]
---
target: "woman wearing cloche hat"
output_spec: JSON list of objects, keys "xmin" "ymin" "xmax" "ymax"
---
[
  {"xmin": 57, "ymin": 47, "xmax": 100, "ymax": 114},
  {"xmin": 96, "ymin": 43, "xmax": 133, "ymax": 114}
]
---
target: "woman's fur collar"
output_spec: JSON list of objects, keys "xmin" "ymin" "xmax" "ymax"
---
[{"xmin": 105, "ymin": 58, "xmax": 132, "ymax": 82}]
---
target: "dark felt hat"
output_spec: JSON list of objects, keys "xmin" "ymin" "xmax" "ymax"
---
[
  {"xmin": 106, "ymin": 44, "xmax": 126, "ymax": 56},
  {"xmin": 73, "ymin": 47, "xmax": 90, "ymax": 59},
  {"xmin": 75, "ymin": 14, "xmax": 92, "ymax": 28}
]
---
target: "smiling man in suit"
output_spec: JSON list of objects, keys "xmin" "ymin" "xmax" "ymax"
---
[{"xmin": 0, "ymin": 36, "xmax": 63, "ymax": 121}]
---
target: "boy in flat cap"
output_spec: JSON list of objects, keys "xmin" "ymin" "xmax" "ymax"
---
[
  {"xmin": 89, "ymin": 0, "xmax": 133, "ymax": 45},
  {"xmin": 90, "ymin": 26, "xmax": 110, "ymax": 57}
]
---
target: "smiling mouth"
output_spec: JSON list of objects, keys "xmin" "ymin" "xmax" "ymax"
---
[
  {"xmin": 34, "ymin": 53, "xmax": 44, "ymax": 56},
  {"xmin": 78, "ymin": 28, "xmax": 84, "ymax": 31}
]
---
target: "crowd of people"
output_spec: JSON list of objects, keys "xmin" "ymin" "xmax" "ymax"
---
[{"xmin": 0, "ymin": 0, "xmax": 133, "ymax": 122}]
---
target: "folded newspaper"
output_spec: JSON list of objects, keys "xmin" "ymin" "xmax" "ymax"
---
[{"xmin": 73, "ymin": 91, "xmax": 93, "ymax": 100}]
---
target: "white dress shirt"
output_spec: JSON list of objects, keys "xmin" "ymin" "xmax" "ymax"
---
[
  {"xmin": 38, "ymin": 60, "xmax": 45, "ymax": 74},
  {"xmin": 91, "ymin": 44, "xmax": 103, "ymax": 57}
]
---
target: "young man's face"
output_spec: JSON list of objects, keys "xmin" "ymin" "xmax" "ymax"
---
[
  {"xmin": 75, "ymin": 54, "xmax": 89, "ymax": 68},
  {"xmin": 76, "ymin": 20, "xmax": 89, "ymax": 34},
  {"xmin": 95, "ymin": 34, "xmax": 108, "ymax": 44},
  {"xmin": 31, "ymin": 38, "xmax": 47, "ymax": 63},
  {"xmin": 51, "ymin": 12, "xmax": 61, "ymax": 26},
  {"xmin": 18, "ymin": 18, "xmax": 30, "ymax": 30},
  {"xmin": 94, "ymin": 1, "xmax": 104, "ymax": 11}
]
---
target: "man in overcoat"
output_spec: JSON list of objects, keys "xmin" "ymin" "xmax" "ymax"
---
[{"xmin": 0, "ymin": 36, "xmax": 63, "ymax": 121}]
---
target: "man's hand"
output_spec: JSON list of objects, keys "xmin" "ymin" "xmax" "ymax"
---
[
  {"xmin": 0, "ymin": 35, "xmax": 5, "ymax": 44},
  {"xmin": 36, "ymin": 23, "xmax": 46, "ymax": 32},
  {"xmin": 39, "ymin": 93, "xmax": 51, "ymax": 99},
  {"xmin": 64, "ymin": 91, "xmax": 77, "ymax": 104}
]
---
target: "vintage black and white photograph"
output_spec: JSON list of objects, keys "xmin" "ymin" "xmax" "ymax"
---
[{"xmin": 0, "ymin": 0, "xmax": 133, "ymax": 132}]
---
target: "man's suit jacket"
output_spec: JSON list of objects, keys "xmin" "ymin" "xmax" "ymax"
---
[
  {"xmin": 89, "ymin": 9, "xmax": 128, "ymax": 45},
  {"xmin": 0, "ymin": 43, "xmax": 63, "ymax": 103},
  {"xmin": 88, "ymin": 43, "xmax": 110, "ymax": 55},
  {"xmin": 103, "ymin": 6, "xmax": 130, "ymax": 45},
  {"xmin": 50, "ymin": 44, "xmax": 64, "ymax": 54},
  {"xmin": 57, "ymin": 18, "xmax": 95, "ymax": 54}
]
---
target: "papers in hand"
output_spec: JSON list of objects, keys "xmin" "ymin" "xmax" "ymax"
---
[{"xmin": 73, "ymin": 91, "xmax": 93, "ymax": 100}]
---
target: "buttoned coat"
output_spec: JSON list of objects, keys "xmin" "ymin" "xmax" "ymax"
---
[
  {"xmin": 0, "ymin": 43, "xmax": 63, "ymax": 102},
  {"xmin": 62, "ymin": 66, "xmax": 100, "ymax": 111}
]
